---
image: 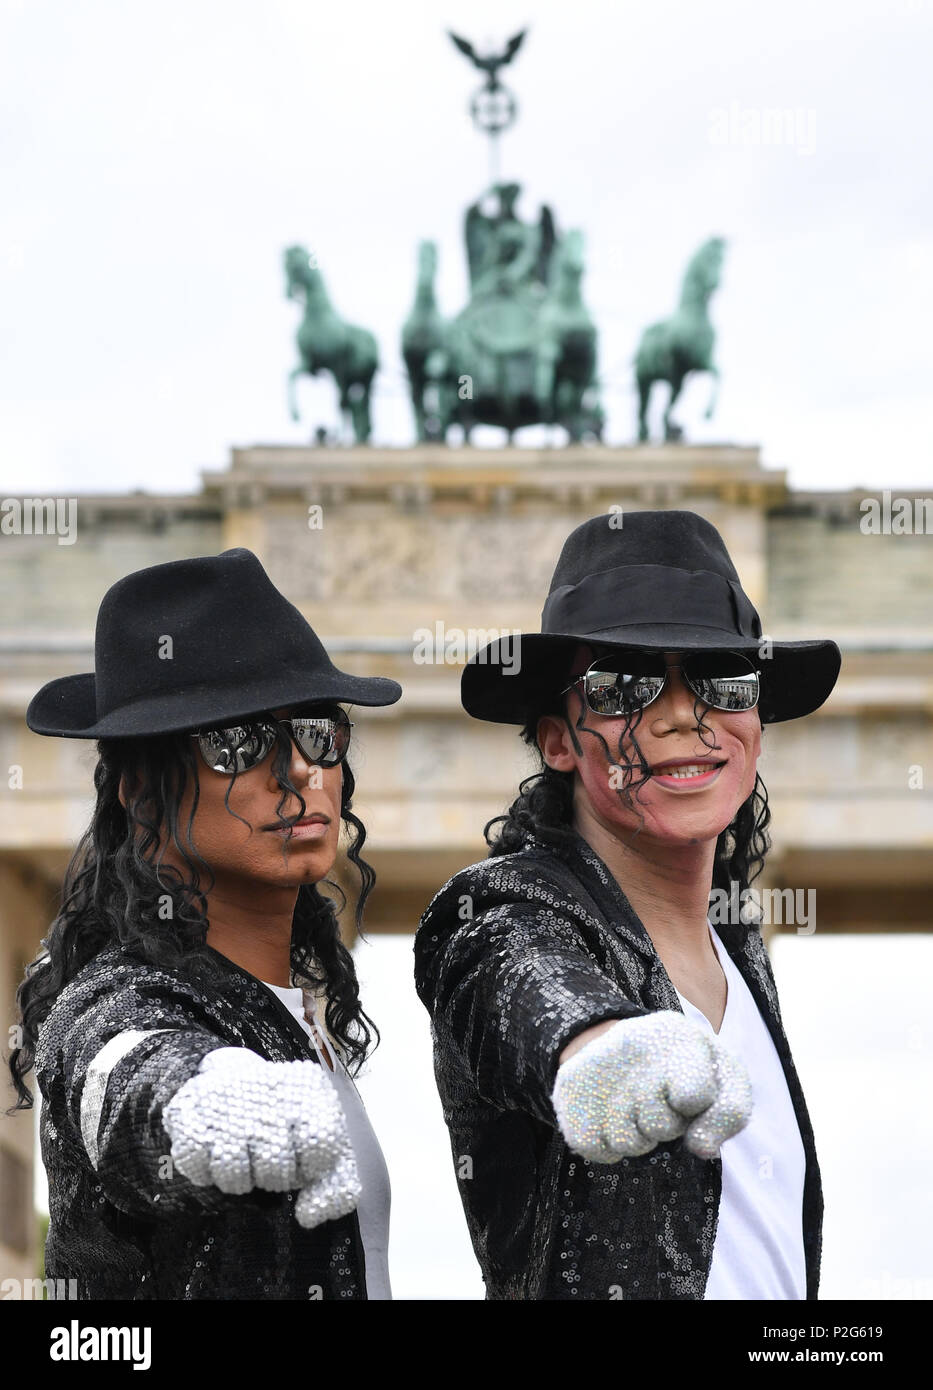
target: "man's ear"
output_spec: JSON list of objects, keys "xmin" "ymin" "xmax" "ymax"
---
[
  {"xmin": 117, "ymin": 772, "xmax": 139, "ymax": 809},
  {"xmin": 536, "ymin": 713, "xmax": 577, "ymax": 773}
]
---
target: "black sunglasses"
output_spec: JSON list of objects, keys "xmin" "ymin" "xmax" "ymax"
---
[
  {"xmin": 190, "ymin": 705, "xmax": 353, "ymax": 775},
  {"xmin": 564, "ymin": 650, "xmax": 761, "ymax": 717}
]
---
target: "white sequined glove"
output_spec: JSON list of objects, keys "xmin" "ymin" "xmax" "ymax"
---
[
  {"xmin": 163, "ymin": 1048, "xmax": 361, "ymax": 1226},
  {"xmin": 552, "ymin": 1011, "xmax": 753, "ymax": 1163}
]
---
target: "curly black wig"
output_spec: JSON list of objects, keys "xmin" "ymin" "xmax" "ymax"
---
[{"xmin": 8, "ymin": 719, "xmax": 379, "ymax": 1111}]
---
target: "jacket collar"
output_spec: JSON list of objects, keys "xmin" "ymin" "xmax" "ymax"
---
[
  {"xmin": 201, "ymin": 943, "xmax": 323, "ymax": 1063},
  {"xmin": 523, "ymin": 825, "xmax": 752, "ymax": 960}
]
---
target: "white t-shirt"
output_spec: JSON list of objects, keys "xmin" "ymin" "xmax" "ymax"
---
[
  {"xmin": 260, "ymin": 980, "xmax": 392, "ymax": 1301},
  {"xmin": 672, "ymin": 924, "xmax": 807, "ymax": 1300}
]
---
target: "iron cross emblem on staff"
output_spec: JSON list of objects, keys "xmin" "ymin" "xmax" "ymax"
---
[{"xmin": 448, "ymin": 28, "xmax": 526, "ymax": 138}]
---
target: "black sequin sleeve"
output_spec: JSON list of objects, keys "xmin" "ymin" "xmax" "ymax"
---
[
  {"xmin": 415, "ymin": 867, "xmax": 648, "ymax": 1128},
  {"xmin": 37, "ymin": 962, "xmax": 256, "ymax": 1221}
]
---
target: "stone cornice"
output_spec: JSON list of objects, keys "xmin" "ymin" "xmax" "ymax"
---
[
  {"xmin": 5, "ymin": 449, "xmax": 927, "ymax": 518},
  {"xmin": 196, "ymin": 442, "xmax": 787, "ymax": 510},
  {"xmin": 0, "ymin": 493, "xmax": 221, "ymax": 528}
]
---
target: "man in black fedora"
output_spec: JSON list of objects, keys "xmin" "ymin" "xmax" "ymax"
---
[
  {"xmin": 415, "ymin": 509, "xmax": 841, "ymax": 1300},
  {"xmin": 10, "ymin": 547, "xmax": 401, "ymax": 1299}
]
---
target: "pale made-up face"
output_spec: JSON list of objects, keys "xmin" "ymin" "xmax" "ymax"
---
[{"xmin": 536, "ymin": 649, "xmax": 762, "ymax": 849}]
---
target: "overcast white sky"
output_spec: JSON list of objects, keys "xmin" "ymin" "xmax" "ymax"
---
[{"xmin": 2, "ymin": 0, "xmax": 932, "ymax": 494}]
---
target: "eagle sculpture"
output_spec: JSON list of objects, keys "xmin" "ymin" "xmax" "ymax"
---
[{"xmin": 447, "ymin": 29, "xmax": 527, "ymax": 88}]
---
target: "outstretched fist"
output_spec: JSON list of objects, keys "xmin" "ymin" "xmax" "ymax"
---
[{"xmin": 552, "ymin": 1010, "xmax": 753, "ymax": 1163}]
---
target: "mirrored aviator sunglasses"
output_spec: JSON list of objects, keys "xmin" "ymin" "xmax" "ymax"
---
[
  {"xmin": 566, "ymin": 649, "xmax": 761, "ymax": 716},
  {"xmin": 190, "ymin": 706, "xmax": 353, "ymax": 775}
]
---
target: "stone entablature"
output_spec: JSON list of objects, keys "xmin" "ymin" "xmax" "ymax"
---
[{"xmin": 2, "ymin": 443, "xmax": 929, "ymax": 868}]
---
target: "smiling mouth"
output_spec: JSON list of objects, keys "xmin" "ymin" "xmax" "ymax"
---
[
  {"xmin": 653, "ymin": 767, "xmax": 728, "ymax": 778},
  {"xmin": 649, "ymin": 760, "xmax": 727, "ymax": 781}
]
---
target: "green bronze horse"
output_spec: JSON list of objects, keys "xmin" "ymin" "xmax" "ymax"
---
[
  {"xmin": 635, "ymin": 237, "xmax": 725, "ymax": 443},
  {"xmin": 401, "ymin": 241, "xmax": 448, "ymax": 443},
  {"xmin": 536, "ymin": 230, "xmax": 602, "ymax": 443},
  {"xmin": 284, "ymin": 244, "xmax": 378, "ymax": 445}
]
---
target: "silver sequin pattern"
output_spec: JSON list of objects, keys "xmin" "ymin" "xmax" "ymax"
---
[
  {"xmin": 551, "ymin": 1012, "xmax": 753, "ymax": 1164},
  {"xmin": 164, "ymin": 1047, "xmax": 362, "ymax": 1225},
  {"xmin": 33, "ymin": 943, "xmax": 369, "ymax": 1299},
  {"xmin": 414, "ymin": 827, "xmax": 824, "ymax": 1300}
]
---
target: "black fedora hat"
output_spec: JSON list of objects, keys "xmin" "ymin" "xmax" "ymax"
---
[
  {"xmin": 27, "ymin": 548, "xmax": 402, "ymax": 738},
  {"xmin": 461, "ymin": 510, "xmax": 841, "ymax": 726}
]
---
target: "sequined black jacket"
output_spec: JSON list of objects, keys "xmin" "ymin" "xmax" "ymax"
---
[
  {"xmin": 414, "ymin": 830, "xmax": 823, "ymax": 1301},
  {"xmin": 34, "ymin": 943, "xmax": 368, "ymax": 1300}
]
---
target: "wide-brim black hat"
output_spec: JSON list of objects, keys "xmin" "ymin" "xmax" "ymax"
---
[
  {"xmin": 27, "ymin": 547, "xmax": 402, "ymax": 738},
  {"xmin": 461, "ymin": 510, "xmax": 841, "ymax": 726}
]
